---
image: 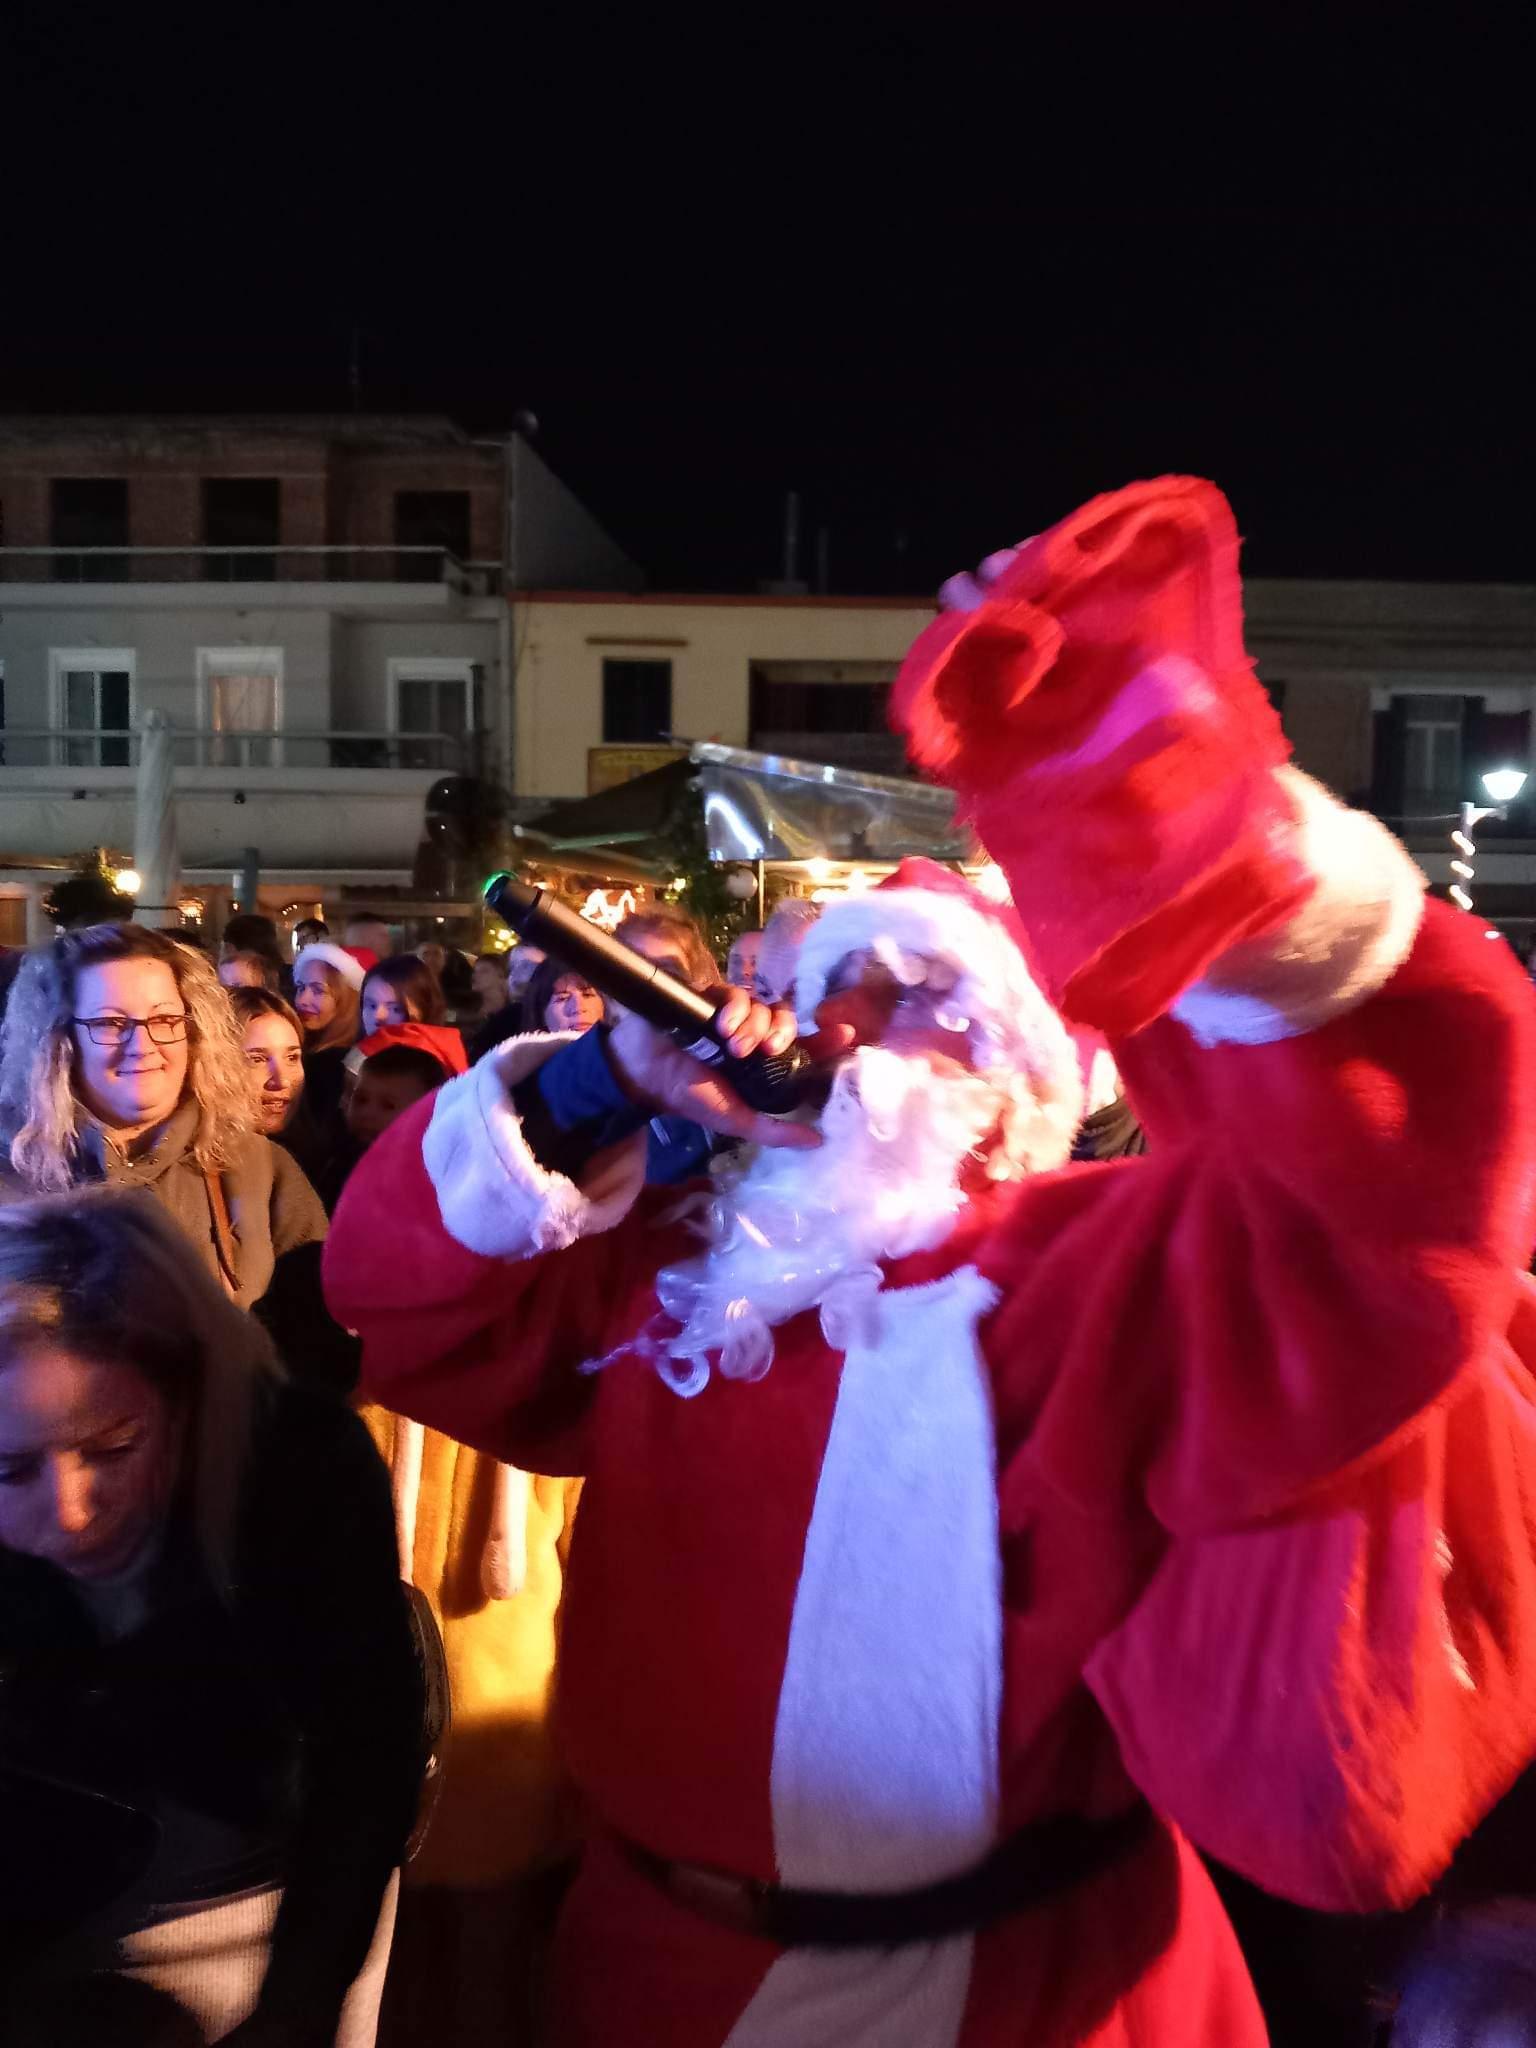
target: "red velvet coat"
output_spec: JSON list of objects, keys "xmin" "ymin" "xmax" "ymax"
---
[{"xmin": 326, "ymin": 478, "xmax": 1536, "ymax": 2046}]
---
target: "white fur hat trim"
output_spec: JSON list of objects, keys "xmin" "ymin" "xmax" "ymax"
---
[
  {"xmin": 794, "ymin": 886, "xmax": 1084, "ymax": 1177},
  {"xmin": 295, "ymin": 942, "xmax": 367, "ymax": 991}
]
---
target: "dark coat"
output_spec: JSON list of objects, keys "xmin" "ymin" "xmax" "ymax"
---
[{"xmin": 0, "ymin": 1384, "xmax": 425, "ymax": 2030}]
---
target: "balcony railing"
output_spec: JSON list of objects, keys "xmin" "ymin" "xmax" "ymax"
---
[
  {"xmin": 0, "ymin": 545, "xmax": 502, "ymax": 592},
  {"xmin": 0, "ymin": 728, "xmax": 486, "ymax": 774}
]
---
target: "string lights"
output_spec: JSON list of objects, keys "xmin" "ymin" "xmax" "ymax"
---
[{"xmin": 1449, "ymin": 769, "xmax": 1528, "ymax": 917}]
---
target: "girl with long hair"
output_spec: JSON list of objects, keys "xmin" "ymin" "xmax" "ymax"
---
[
  {"xmin": 0, "ymin": 1191, "xmax": 422, "ymax": 2043},
  {"xmin": 355, "ymin": 956, "xmax": 466, "ymax": 1082},
  {"xmin": 228, "ymin": 987, "xmax": 307, "ymax": 1140},
  {"xmin": 359, "ymin": 955, "xmax": 448, "ymax": 1034},
  {"xmin": 292, "ymin": 944, "xmax": 364, "ymax": 1131}
]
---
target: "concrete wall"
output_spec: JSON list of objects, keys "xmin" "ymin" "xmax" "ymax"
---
[
  {"xmin": 1275, "ymin": 674, "xmax": 1374, "ymax": 797},
  {"xmin": 0, "ymin": 606, "xmax": 335, "ymax": 735},
  {"xmin": 513, "ymin": 595, "xmax": 938, "ymax": 800},
  {"xmin": 0, "ymin": 603, "xmax": 509, "ymax": 746},
  {"xmin": 331, "ymin": 617, "xmax": 501, "ymax": 731},
  {"xmin": 0, "ymin": 768, "xmax": 436, "ymax": 870},
  {"xmin": 514, "ymin": 442, "xmax": 643, "ymax": 591},
  {"xmin": 0, "ymin": 606, "xmax": 335, "ymax": 737},
  {"xmin": 1246, "ymin": 576, "xmax": 1536, "ymax": 798}
]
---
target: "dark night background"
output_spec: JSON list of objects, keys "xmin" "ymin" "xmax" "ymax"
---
[{"xmin": 2, "ymin": 5, "xmax": 1530, "ymax": 593}]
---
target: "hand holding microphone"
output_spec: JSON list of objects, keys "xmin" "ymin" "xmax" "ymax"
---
[{"xmin": 483, "ymin": 873, "xmax": 827, "ymax": 1123}]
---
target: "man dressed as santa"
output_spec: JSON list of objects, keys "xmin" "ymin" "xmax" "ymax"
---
[{"xmin": 326, "ymin": 476, "xmax": 1536, "ymax": 2046}]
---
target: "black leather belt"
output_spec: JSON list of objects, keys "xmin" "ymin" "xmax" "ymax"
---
[{"xmin": 618, "ymin": 1803, "xmax": 1154, "ymax": 1949}]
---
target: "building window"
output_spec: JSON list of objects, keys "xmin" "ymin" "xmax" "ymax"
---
[
  {"xmin": 393, "ymin": 491, "xmax": 471, "ymax": 582},
  {"xmin": 602, "ymin": 659, "xmax": 672, "ymax": 744},
  {"xmin": 51, "ymin": 479, "xmax": 129, "ymax": 582},
  {"xmin": 752, "ymin": 675, "xmax": 891, "ymax": 737},
  {"xmin": 388, "ymin": 658, "xmax": 481, "ymax": 771},
  {"xmin": 50, "ymin": 648, "xmax": 135, "ymax": 767},
  {"xmin": 748, "ymin": 667, "xmax": 902, "ymax": 772},
  {"xmin": 196, "ymin": 647, "xmax": 283, "ymax": 766},
  {"xmin": 203, "ymin": 479, "xmax": 280, "ymax": 580},
  {"xmin": 1402, "ymin": 695, "xmax": 1467, "ymax": 801}
]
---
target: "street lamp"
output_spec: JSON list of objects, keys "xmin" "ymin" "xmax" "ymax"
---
[
  {"xmin": 1448, "ymin": 768, "xmax": 1528, "ymax": 914},
  {"xmin": 114, "ymin": 868, "xmax": 143, "ymax": 897},
  {"xmin": 1482, "ymin": 767, "xmax": 1528, "ymax": 805}
]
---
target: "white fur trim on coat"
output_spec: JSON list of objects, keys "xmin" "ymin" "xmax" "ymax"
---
[
  {"xmin": 794, "ymin": 886, "xmax": 1084, "ymax": 1176},
  {"xmin": 421, "ymin": 1031, "xmax": 646, "ymax": 1260},
  {"xmin": 1171, "ymin": 767, "xmax": 1427, "ymax": 1047}
]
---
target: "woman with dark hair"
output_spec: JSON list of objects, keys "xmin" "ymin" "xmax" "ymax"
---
[
  {"xmin": 356, "ymin": 956, "xmax": 466, "ymax": 1082},
  {"xmin": 228, "ymin": 988, "xmax": 307, "ymax": 1142},
  {"xmin": 360, "ymin": 955, "xmax": 448, "ymax": 1034},
  {"xmin": 0, "ymin": 1191, "xmax": 423, "ymax": 2044},
  {"xmin": 521, "ymin": 954, "xmax": 605, "ymax": 1037}
]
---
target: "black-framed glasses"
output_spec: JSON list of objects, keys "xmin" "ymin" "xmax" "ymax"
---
[{"xmin": 73, "ymin": 1014, "xmax": 190, "ymax": 1047}]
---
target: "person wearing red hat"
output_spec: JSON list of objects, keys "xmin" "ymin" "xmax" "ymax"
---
[{"xmin": 325, "ymin": 477, "xmax": 1536, "ymax": 2047}]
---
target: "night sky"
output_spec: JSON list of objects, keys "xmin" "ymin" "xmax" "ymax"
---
[{"xmin": 3, "ymin": 6, "xmax": 1530, "ymax": 593}]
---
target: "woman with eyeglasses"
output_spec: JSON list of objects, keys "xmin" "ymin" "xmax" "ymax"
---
[{"xmin": 0, "ymin": 924, "xmax": 329, "ymax": 1331}]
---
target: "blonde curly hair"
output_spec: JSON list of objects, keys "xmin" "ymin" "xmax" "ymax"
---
[{"xmin": 0, "ymin": 924, "xmax": 254, "ymax": 1194}]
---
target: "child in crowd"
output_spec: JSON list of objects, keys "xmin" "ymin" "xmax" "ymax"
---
[{"xmin": 346, "ymin": 1046, "xmax": 448, "ymax": 1151}]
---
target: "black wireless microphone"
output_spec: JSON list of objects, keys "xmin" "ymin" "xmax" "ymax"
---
[{"xmin": 484, "ymin": 872, "xmax": 821, "ymax": 1114}]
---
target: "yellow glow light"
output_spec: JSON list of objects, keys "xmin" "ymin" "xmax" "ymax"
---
[{"xmin": 579, "ymin": 887, "xmax": 638, "ymax": 932}]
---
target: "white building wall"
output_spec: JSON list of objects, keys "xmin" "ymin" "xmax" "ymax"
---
[
  {"xmin": 0, "ymin": 769, "xmax": 434, "ymax": 872},
  {"xmin": 331, "ymin": 616, "xmax": 501, "ymax": 732},
  {"xmin": 0, "ymin": 606, "xmax": 335, "ymax": 735}
]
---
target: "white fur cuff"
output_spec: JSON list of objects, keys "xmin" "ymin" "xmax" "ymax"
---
[
  {"xmin": 1170, "ymin": 768, "xmax": 1426, "ymax": 1048},
  {"xmin": 420, "ymin": 1032, "xmax": 643, "ymax": 1259}
]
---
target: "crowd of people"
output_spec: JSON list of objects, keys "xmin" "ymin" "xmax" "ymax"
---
[
  {"xmin": 0, "ymin": 881, "xmax": 829, "ymax": 2045},
  {"xmin": 4, "ymin": 474, "xmax": 1536, "ymax": 2047}
]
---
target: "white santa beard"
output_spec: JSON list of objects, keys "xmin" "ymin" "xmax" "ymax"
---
[{"xmin": 639, "ymin": 1046, "xmax": 1008, "ymax": 1394}]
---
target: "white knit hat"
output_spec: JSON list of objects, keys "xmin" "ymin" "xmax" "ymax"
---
[{"xmin": 294, "ymin": 941, "xmax": 367, "ymax": 991}]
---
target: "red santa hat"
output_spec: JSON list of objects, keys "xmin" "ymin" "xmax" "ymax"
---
[
  {"xmin": 294, "ymin": 941, "xmax": 368, "ymax": 991},
  {"xmin": 793, "ymin": 857, "xmax": 1084, "ymax": 1176}
]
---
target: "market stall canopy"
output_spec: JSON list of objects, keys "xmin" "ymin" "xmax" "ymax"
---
[
  {"xmin": 514, "ymin": 745, "xmax": 972, "ymax": 873},
  {"xmin": 689, "ymin": 743, "xmax": 972, "ymax": 864},
  {"xmin": 512, "ymin": 757, "xmax": 694, "ymax": 877}
]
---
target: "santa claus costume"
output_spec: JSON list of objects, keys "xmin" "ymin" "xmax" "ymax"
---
[{"xmin": 325, "ymin": 476, "xmax": 1536, "ymax": 2047}]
